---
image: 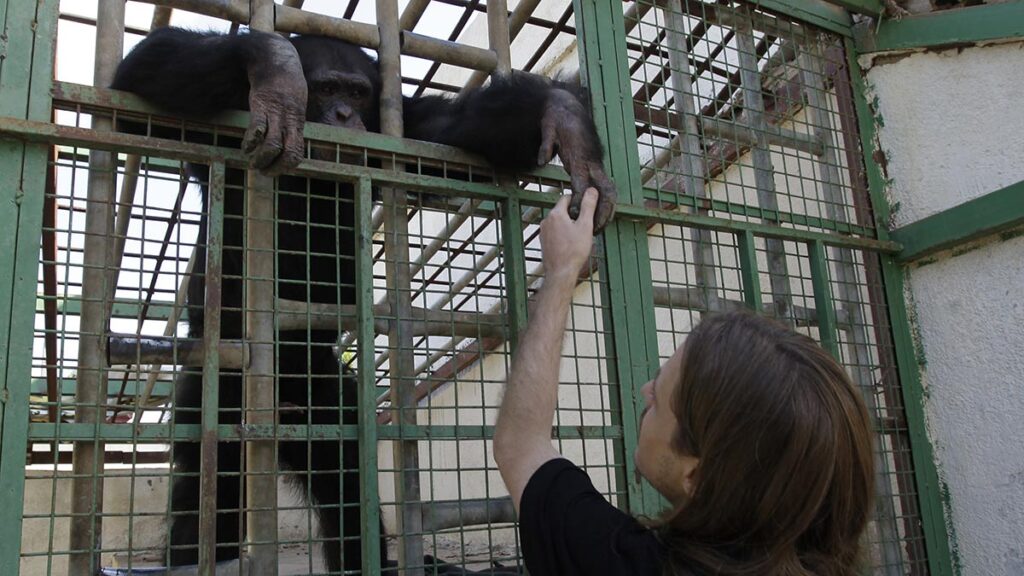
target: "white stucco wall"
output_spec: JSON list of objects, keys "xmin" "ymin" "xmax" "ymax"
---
[{"xmin": 863, "ymin": 41, "xmax": 1024, "ymax": 575}]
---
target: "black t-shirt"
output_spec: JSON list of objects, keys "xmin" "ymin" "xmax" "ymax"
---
[{"xmin": 519, "ymin": 458, "xmax": 665, "ymax": 575}]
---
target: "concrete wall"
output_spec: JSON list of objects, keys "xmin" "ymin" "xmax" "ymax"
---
[{"xmin": 862, "ymin": 41, "xmax": 1024, "ymax": 575}]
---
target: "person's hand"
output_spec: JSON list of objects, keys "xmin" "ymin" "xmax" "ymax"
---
[{"xmin": 540, "ymin": 187, "xmax": 599, "ymax": 285}]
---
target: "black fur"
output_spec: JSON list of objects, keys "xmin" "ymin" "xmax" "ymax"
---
[{"xmin": 112, "ymin": 28, "xmax": 602, "ymax": 574}]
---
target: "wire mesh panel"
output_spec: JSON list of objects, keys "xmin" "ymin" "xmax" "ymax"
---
[
  {"xmin": 627, "ymin": 0, "xmax": 928, "ymax": 573},
  {"xmin": 0, "ymin": 0, "xmax": 948, "ymax": 575}
]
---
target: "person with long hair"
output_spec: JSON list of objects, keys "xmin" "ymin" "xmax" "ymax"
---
[{"xmin": 494, "ymin": 188, "xmax": 876, "ymax": 576}]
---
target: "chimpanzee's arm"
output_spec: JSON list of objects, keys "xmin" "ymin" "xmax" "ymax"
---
[
  {"xmin": 111, "ymin": 28, "xmax": 307, "ymax": 174},
  {"xmin": 403, "ymin": 73, "xmax": 616, "ymax": 231}
]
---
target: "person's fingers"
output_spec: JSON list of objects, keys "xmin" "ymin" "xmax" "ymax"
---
[
  {"xmin": 551, "ymin": 193, "xmax": 571, "ymax": 217},
  {"xmin": 575, "ymin": 188, "xmax": 599, "ymax": 228}
]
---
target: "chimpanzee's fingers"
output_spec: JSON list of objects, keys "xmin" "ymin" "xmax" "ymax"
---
[
  {"xmin": 243, "ymin": 111, "xmax": 268, "ymax": 155},
  {"xmin": 589, "ymin": 166, "xmax": 618, "ymax": 233},
  {"xmin": 265, "ymin": 124, "xmax": 304, "ymax": 175}
]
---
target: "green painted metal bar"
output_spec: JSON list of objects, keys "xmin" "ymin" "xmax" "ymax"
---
[
  {"xmin": 30, "ymin": 378, "xmax": 173, "ymax": 398},
  {"xmin": 501, "ymin": 197, "xmax": 529, "ymax": 352},
  {"xmin": 0, "ymin": 0, "xmax": 59, "ymax": 573},
  {"xmin": 856, "ymin": 2, "xmax": 1024, "ymax": 53},
  {"xmin": 808, "ymin": 240, "xmax": 839, "ymax": 357},
  {"xmin": 846, "ymin": 36, "xmax": 957, "ymax": 576},
  {"xmin": 891, "ymin": 179, "xmax": 1024, "ymax": 262},
  {"xmin": 198, "ymin": 162, "xmax": 225, "ymax": 575},
  {"xmin": 645, "ymin": 187, "xmax": 876, "ymax": 237},
  {"xmin": 30, "ymin": 423, "xmax": 624, "ymax": 442},
  {"xmin": 754, "ymin": 0, "xmax": 858, "ymax": 36},
  {"xmin": 36, "ymin": 295, "xmax": 177, "ymax": 321},
  {"xmin": 0, "ymin": 115, "xmax": 904, "ymax": 253},
  {"xmin": 355, "ymin": 176, "xmax": 383, "ymax": 575},
  {"xmin": 51, "ymin": 81, "xmax": 571, "ymax": 182},
  {"xmin": 575, "ymin": 0, "xmax": 662, "ymax": 516},
  {"xmin": 737, "ymin": 230, "xmax": 763, "ymax": 311}
]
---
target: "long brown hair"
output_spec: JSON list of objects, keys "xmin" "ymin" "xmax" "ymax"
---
[{"xmin": 655, "ymin": 311, "xmax": 875, "ymax": 576}]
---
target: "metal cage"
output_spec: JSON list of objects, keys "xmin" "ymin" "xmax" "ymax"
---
[{"xmin": 0, "ymin": 0, "xmax": 951, "ymax": 574}]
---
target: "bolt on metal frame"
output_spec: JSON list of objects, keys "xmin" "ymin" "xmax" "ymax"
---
[{"xmin": 0, "ymin": 0, "xmax": 956, "ymax": 574}]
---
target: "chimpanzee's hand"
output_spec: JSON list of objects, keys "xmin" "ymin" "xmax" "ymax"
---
[
  {"xmin": 538, "ymin": 88, "xmax": 617, "ymax": 234},
  {"xmin": 242, "ymin": 33, "xmax": 308, "ymax": 176}
]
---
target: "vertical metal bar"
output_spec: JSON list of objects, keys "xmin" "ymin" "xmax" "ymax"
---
[
  {"xmin": 662, "ymin": 2, "xmax": 719, "ymax": 313},
  {"xmin": 807, "ymin": 240, "xmax": 838, "ymax": 357},
  {"xmin": 801, "ymin": 44, "xmax": 904, "ymax": 573},
  {"xmin": 377, "ymin": 0, "xmax": 424, "ymax": 571},
  {"xmin": 68, "ymin": 1, "xmax": 124, "ymax": 573},
  {"xmin": 244, "ymin": 2, "xmax": 279, "ymax": 573},
  {"xmin": 463, "ymin": 0, "xmax": 541, "ymax": 90},
  {"xmin": 501, "ymin": 197, "xmax": 528, "ymax": 351},
  {"xmin": 574, "ymin": 0, "xmax": 662, "ymax": 515},
  {"xmin": 355, "ymin": 176, "xmax": 383, "ymax": 575},
  {"xmin": 736, "ymin": 12, "xmax": 793, "ymax": 324},
  {"xmin": 0, "ymin": 0, "xmax": 59, "ymax": 573},
  {"xmin": 199, "ymin": 162, "xmax": 226, "ymax": 575},
  {"xmin": 845, "ymin": 37, "xmax": 955, "ymax": 576},
  {"xmin": 487, "ymin": 0, "xmax": 512, "ymax": 76},
  {"xmin": 736, "ymin": 230, "xmax": 762, "ymax": 311}
]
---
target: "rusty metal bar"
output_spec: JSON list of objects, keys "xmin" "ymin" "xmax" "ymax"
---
[
  {"xmin": 413, "ymin": 0, "xmax": 486, "ymax": 97},
  {"xmin": 108, "ymin": 335, "xmax": 248, "ymax": 369},
  {"xmin": 463, "ymin": 0, "xmax": 541, "ymax": 90},
  {"xmin": 800, "ymin": 44, "xmax": 903, "ymax": 574},
  {"xmin": 662, "ymin": 3, "xmax": 720, "ymax": 314},
  {"xmin": 243, "ymin": 2, "xmax": 279, "ymax": 573},
  {"xmin": 399, "ymin": 0, "xmax": 431, "ymax": 31},
  {"xmin": 131, "ymin": 0, "xmax": 249, "ymax": 21},
  {"xmin": 736, "ymin": 12, "xmax": 793, "ymax": 324},
  {"xmin": 68, "ymin": 0, "xmax": 124, "ymax": 572},
  {"xmin": 198, "ymin": 162, "xmax": 226, "ymax": 574},
  {"xmin": 275, "ymin": 298, "xmax": 507, "ymax": 337},
  {"xmin": 378, "ymin": 0, "xmax": 424, "ymax": 570},
  {"xmin": 42, "ymin": 150, "xmax": 60, "ymax": 423},
  {"xmin": 488, "ymin": 0, "xmax": 512, "ymax": 75},
  {"xmin": 420, "ymin": 497, "xmax": 516, "ymax": 532}
]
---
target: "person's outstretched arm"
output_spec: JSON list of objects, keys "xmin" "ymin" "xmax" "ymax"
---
[{"xmin": 494, "ymin": 187, "xmax": 599, "ymax": 513}]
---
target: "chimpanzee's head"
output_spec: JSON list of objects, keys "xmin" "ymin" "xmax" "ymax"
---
[{"xmin": 290, "ymin": 35, "xmax": 381, "ymax": 133}]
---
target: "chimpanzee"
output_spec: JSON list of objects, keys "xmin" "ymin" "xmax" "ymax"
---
[{"xmin": 111, "ymin": 27, "xmax": 616, "ymax": 573}]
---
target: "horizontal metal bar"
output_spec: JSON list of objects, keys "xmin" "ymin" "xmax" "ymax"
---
[
  {"xmin": 0, "ymin": 114, "xmax": 902, "ymax": 253},
  {"xmin": 754, "ymin": 0, "xmax": 857, "ymax": 35},
  {"xmin": 52, "ymin": 82, "xmax": 570, "ymax": 182},
  {"xmin": 276, "ymin": 298, "xmax": 507, "ymax": 338},
  {"xmin": 107, "ymin": 335, "xmax": 249, "ymax": 368},
  {"xmin": 421, "ymin": 497, "xmax": 516, "ymax": 531},
  {"xmin": 36, "ymin": 295, "xmax": 176, "ymax": 321},
  {"xmin": 812, "ymin": 0, "xmax": 883, "ymax": 16},
  {"xmin": 643, "ymin": 187, "xmax": 876, "ymax": 237},
  {"xmin": 701, "ymin": 116, "xmax": 824, "ymax": 156},
  {"xmin": 28, "ymin": 423, "xmax": 624, "ymax": 441},
  {"xmin": 635, "ymin": 105, "xmax": 825, "ymax": 156},
  {"xmin": 890, "ymin": 179, "xmax": 1024, "ymax": 262},
  {"xmin": 131, "ymin": 0, "xmax": 248, "ymax": 21},
  {"xmin": 651, "ymin": 285, "xmax": 851, "ymax": 327},
  {"xmin": 275, "ymin": 4, "xmax": 380, "ymax": 47},
  {"xmin": 855, "ymin": 2, "xmax": 1024, "ymax": 53},
  {"xmin": 30, "ymin": 377, "xmax": 172, "ymax": 398}
]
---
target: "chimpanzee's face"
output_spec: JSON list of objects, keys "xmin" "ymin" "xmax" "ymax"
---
[
  {"xmin": 291, "ymin": 35, "xmax": 381, "ymax": 133},
  {"xmin": 306, "ymin": 70, "xmax": 375, "ymax": 131}
]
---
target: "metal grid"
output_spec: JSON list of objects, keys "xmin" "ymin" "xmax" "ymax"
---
[
  {"xmin": 0, "ymin": 0, "xmax": 949, "ymax": 575},
  {"xmin": 631, "ymin": 1, "xmax": 929, "ymax": 573}
]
